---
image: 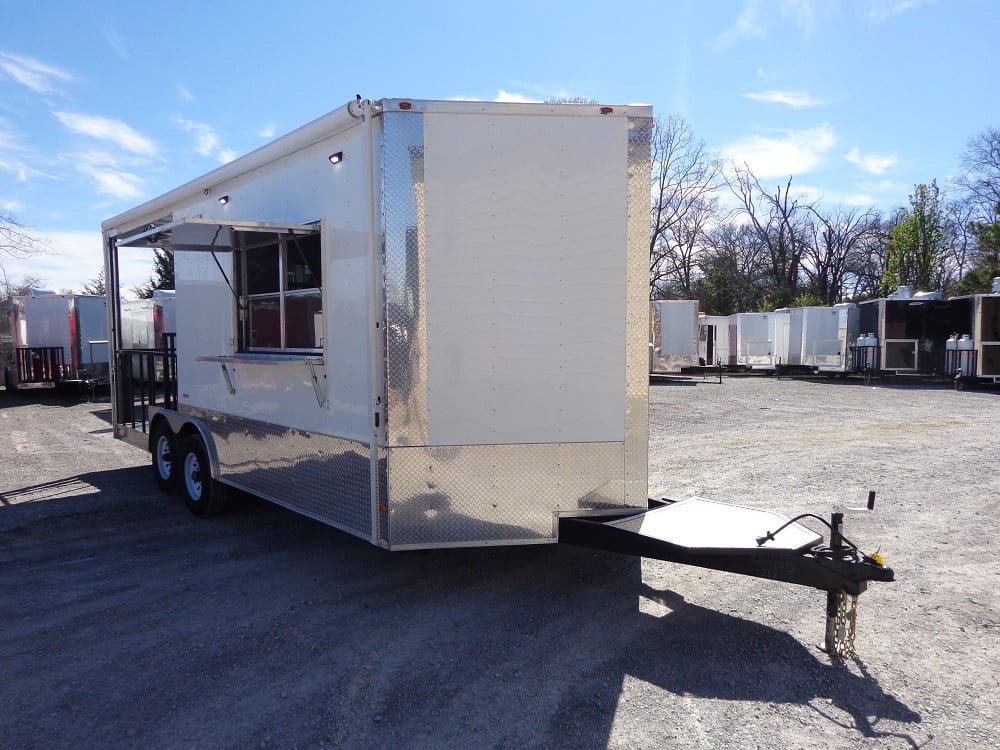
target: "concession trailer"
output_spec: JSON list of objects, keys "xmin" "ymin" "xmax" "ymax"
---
[
  {"xmin": 102, "ymin": 97, "xmax": 891, "ymax": 655},
  {"xmin": 858, "ymin": 287, "xmax": 971, "ymax": 376},
  {"xmin": 943, "ymin": 290, "xmax": 1000, "ymax": 381},
  {"xmin": 0, "ymin": 291, "xmax": 109, "ymax": 389}
]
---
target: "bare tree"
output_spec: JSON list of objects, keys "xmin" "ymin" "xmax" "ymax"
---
[
  {"xmin": 694, "ymin": 223, "xmax": 771, "ymax": 314},
  {"xmin": 727, "ymin": 165, "xmax": 812, "ymax": 308},
  {"xmin": 1, "ymin": 211, "xmax": 48, "ymax": 298},
  {"xmin": 1, "ymin": 272, "xmax": 45, "ymax": 299},
  {"xmin": 1, "ymin": 208, "xmax": 45, "ymax": 264},
  {"xmin": 842, "ymin": 211, "xmax": 899, "ymax": 300},
  {"xmin": 649, "ymin": 115, "xmax": 723, "ymax": 299},
  {"xmin": 954, "ymin": 127, "xmax": 1000, "ymax": 223},
  {"xmin": 802, "ymin": 206, "xmax": 882, "ymax": 304}
]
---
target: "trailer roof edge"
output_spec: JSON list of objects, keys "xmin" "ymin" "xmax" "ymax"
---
[{"xmin": 102, "ymin": 100, "xmax": 359, "ymax": 234}]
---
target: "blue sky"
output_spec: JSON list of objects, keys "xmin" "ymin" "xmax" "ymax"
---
[{"xmin": 1, "ymin": 0, "xmax": 997, "ymax": 293}]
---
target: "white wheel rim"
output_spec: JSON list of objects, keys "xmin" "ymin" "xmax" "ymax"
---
[
  {"xmin": 155, "ymin": 435, "xmax": 172, "ymax": 480},
  {"xmin": 184, "ymin": 451, "xmax": 203, "ymax": 500}
]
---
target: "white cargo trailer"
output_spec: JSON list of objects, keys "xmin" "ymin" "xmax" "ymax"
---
[
  {"xmin": 696, "ymin": 314, "xmax": 733, "ymax": 368},
  {"xmin": 733, "ymin": 311, "xmax": 787, "ymax": 370},
  {"xmin": 649, "ymin": 299, "xmax": 699, "ymax": 374},
  {"xmin": 796, "ymin": 304, "xmax": 859, "ymax": 373},
  {"xmin": 0, "ymin": 292, "xmax": 108, "ymax": 389},
  {"xmin": 121, "ymin": 290, "xmax": 176, "ymax": 350}
]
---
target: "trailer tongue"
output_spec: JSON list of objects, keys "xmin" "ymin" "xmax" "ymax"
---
[{"xmin": 559, "ymin": 497, "xmax": 893, "ymax": 657}]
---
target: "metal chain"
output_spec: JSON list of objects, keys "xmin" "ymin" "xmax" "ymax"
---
[{"xmin": 831, "ymin": 593, "xmax": 859, "ymax": 658}]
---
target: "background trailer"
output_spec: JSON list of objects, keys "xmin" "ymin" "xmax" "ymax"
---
[
  {"xmin": 859, "ymin": 289, "xmax": 972, "ymax": 376},
  {"xmin": 696, "ymin": 314, "xmax": 733, "ymax": 368},
  {"xmin": 796, "ymin": 303, "xmax": 859, "ymax": 373},
  {"xmin": 0, "ymin": 292, "xmax": 108, "ymax": 389},
  {"xmin": 649, "ymin": 299, "xmax": 699, "ymax": 374}
]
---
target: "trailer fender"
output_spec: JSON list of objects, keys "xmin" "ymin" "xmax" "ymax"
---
[{"xmin": 149, "ymin": 409, "xmax": 222, "ymax": 481}]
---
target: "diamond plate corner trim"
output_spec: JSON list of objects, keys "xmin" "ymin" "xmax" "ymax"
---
[
  {"xmin": 385, "ymin": 442, "xmax": 626, "ymax": 547},
  {"xmin": 625, "ymin": 115, "xmax": 653, "ymax": 505},
  {"xmin": 186, "ymin": 408, "xmax": 373, "ymax": 538},
  {"xmin": 382, "ymin": 112, "xmax": 429, "ymax": 448}
]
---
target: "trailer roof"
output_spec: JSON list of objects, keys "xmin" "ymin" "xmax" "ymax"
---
[{"xmin": 102, "ymin": 97, "xmax": 652, "ymax": 237}]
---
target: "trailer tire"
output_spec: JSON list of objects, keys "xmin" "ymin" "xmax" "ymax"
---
[
  {"xmin": 150, "ymin": 422, "xmax": 180, "ymax": 494},
  {"xmin": 179, "ymin": 435, "xmax": 228, "ymax": 517}
]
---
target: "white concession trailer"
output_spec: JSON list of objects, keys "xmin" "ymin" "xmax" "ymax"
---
[
  {"xmin": 104, "ymin": 98, "xmax": 653, "ymax": 548},
  {"xmin": 102, "ymin": 98, "xmax": 891, "ymax": 654}
]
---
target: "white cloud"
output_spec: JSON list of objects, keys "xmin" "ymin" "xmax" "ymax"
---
[
  {"xmin": 257, "ymin": 123, "xmax": 276, "ymax": 139},
  {"xmin": 780, "ymin": 0, "xmax": 837, "ymax": 35},
  {"xmin": 721, "ymin": 124, "xmax": 837, "ymax": 178},
  {"xmin": 0, "ymin": 51, "xmax": 74, "ymax": 95},
  {"xmin": 866, "ymin": 0, "xmax": 935, "ymax": 24},
  {"xmin": 846, "ymin": 146, "xmax": 897, "ymax": 175},
  {"xmin": 173, "ymin": 116, "xmax": 234, "ymax": 163},
  {"xmin": 78, "ymin": 166, "xmax": 145, "ymax": 200},
  {"xmin": 494, "ymin": 90, "xmax": 543, "ymax": 103},
  {"xmin": 54, "ymin": 112, "xmax": 158, "ymax": 157},
  {"xmin": 743, "ymin": 90, "xmax": 828, "ymax": 108},
  {"xmin": 178, "ymin": 86, "xmax": 195, "ymax": 103},
  {"xmin": 103, "ymin": 28, "xmax": 130, "ymax": 61},
  {"xmin": 3, "ymin": 229, "xmax": 152, "ymax": 295},
  {"xmin": 713, "ymin": 1, "xmax": 766, "ymax": 50}
]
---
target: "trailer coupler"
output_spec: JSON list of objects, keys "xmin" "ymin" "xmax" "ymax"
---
[{"xmin": 558, "ymin": 497, "xmax": 893, "ymax": 657}]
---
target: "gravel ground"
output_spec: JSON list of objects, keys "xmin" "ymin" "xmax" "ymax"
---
[{"xmin": 1, "ymin": 377, "xmax": 998, "ymax": 749}]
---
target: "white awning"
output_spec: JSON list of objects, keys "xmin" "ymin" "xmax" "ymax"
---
[{"xmin": 115, "ymin": 217, "xmax": 319, "ymax": 252}]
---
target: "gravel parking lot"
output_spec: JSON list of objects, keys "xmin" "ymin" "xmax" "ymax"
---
[{"xmin": 1, "ymin": 377, "xmax": 997, "ymax": 749}]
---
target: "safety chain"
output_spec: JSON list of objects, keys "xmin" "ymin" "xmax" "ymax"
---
[{"xmin": 830, "ymin": 592, "xmax": 859, "ymax": 658}]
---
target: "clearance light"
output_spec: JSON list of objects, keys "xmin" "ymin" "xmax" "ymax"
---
[
  {"xmin": 600, "ymin": 107, "xmax": 614, "ymax": 115},
  {"xmin": 328, "ymin": 152, "xmax": 343, "ymax": 164},
  {"xmin": 218, "ymin": 195, "xmax": 229, "ymax": 205},
  {"xmin": 398, "ymin": 101, "xmax": 412, "ymax": 110}
]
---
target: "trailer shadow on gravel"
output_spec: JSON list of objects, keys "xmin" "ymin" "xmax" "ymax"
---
[
  {"xmin": 1, "ymin": 465, "xmax": 922, "ymax": 748},
  {"xmin": 620, "ymin": 584, "xmax": 922, "ymax": 747}
]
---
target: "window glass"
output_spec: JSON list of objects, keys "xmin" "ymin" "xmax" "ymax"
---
[
  {"xmin": 286, "ymin": 234, "xmax": 321, "ymax": 291},
  {"xmin": 236, "ymin": 227, "xmax": 322, "ymax": 353},
  {"xmin": 248, "ymin": 296, "xmax": 282, "ymax": 349},
  {"xmin": 245, "ymin": 243, "xmax": 280, "ymax": 295},
  {"xmin": 285, "ymin": 292, "xmax": 323, "ymax": 349}
]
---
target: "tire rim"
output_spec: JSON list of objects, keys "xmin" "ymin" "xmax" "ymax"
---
[
  {"xmin": 155, "ymin": 435, "xmax": 172, "ymax": 480},
  {"xmin": 184, "ymin": 451, "xmax": 203, "ymax": 501}
]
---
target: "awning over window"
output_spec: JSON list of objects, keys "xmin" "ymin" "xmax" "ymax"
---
[{"xmin": 115, "ymin": 217, "xmax": 319, "ymax": 252}]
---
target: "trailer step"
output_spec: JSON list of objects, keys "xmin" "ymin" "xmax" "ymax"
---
[{"xmin": 605, "ymin": 497, "xmax": 822, "ymax": 554}]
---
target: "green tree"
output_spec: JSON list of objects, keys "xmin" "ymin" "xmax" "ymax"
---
[
  {"xmin": 81, "ymin": 268, "xmax": 106, "ymax": 295},
  {"xmin": 955, "ymin": 203, "xmax": 1000, "ymax": 294},
  {"xmin": 883, "ymin": 181, "xmax": 951, "ymax": 292},
  {"xmin": 131, "ymin": 247, "xmax": 175, "ymax": 298}
]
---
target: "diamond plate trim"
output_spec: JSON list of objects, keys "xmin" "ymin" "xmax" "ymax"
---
[
  {"xmin": 625, "ymin": 115, "xmax": 653, "ymax": 505},
  {"xmin": 183, "ymin": 407, "xmax": 373, "ymax": 538},
  {"xmin": 385, "ymin": 442, "xmax": 626, "ymax": 547},
  {"xmin": 381, "ymin": 112, "xmax": 429, "ymax": 448}
]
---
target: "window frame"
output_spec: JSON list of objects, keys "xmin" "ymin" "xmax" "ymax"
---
[{"xmin": 234, "ymin": 223, "xmax": 324, "ymax": 355}]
